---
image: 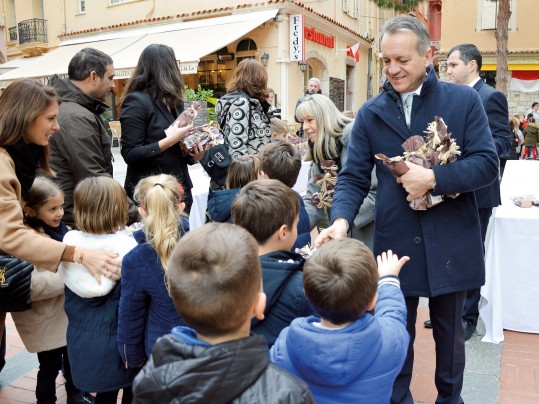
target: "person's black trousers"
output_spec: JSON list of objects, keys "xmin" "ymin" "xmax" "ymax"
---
[
  {"xmin": 36, "ymin": 346, "xmax": 78, "ymax": 404},
  {"xmin": 391, "ymin": 291, "xmax": 466, "ymax": 404},
  {"xmin": 462, "ymin": 207, "xmax": 492, "ymax": 327}
]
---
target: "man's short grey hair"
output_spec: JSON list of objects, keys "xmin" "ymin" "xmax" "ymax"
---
[
  {"xmin": 308, "ymin": 77, "xmax": 321, "ymax": 86},
  {"xmin": 382, "ymin": 14, "xmax": 431, "ymax": 55}
]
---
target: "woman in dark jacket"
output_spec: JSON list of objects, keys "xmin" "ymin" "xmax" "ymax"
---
[{"xmin": 120, "ymin": 44, "xmax": 203, "ymax": 211}]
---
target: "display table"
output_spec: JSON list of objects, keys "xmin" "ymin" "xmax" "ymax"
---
[
  {"xmin": 188, "ymin": 161, "xmax": 311, "ymax": 230},
  {"xmin": 480, "ymin": 160, "xmax": 539, "ymax": 343}
]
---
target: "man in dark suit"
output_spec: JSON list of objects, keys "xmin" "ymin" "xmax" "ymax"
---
[
  {"xmin": 424, "ymin": 44, "xmax": 513, "ymax": 340},
  {"xmin": 316, "ymin": 16, "xmax": 499, "ymax": 403}
]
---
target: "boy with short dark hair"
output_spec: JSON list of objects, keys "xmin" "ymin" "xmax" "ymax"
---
[
  {"xmin": 232, "ymin": 179, "xmax": 313, "ymax": 347},
  {"xmin": 132, "ymin": 222, "xmax": 314, "ymax": 403},
  {"xmin": 258, "ymin": 142, "xmax": 311, "ymax": 250},
  {"xmin": 270, "ymin": 238, "xmax": 410, "ymax": 404}
]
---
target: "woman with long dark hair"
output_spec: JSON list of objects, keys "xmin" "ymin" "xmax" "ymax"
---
[
  {"xmin": 120, "ymin": 44, "xmax": 203, "ymax": 211},
  {"xmin": 216, "ymin": 59, "xmax": 272, "ymax": 159}
]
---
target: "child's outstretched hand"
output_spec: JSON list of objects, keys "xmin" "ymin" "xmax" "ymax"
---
[{"xmin": 377, "ymin": 250, "xmax": 410, "ymax": 278}]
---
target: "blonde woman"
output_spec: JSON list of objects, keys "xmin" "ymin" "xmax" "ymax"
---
[
  {"xmin": 118, "ymin": 174, "xmax": 189, "ymax": 369},
  {"xmin": 296, "ymin": 94, "xmax": 377, "ymax": 248}
]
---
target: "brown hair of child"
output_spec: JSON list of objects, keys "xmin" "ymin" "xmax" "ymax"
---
[
  {"xmin": 226, "ymin": 155, "xmax": 260, "ymax": 189},
  {"xmin": 73, "ymin": 177, "xmax": 129, "ymax": 235},
  {"xmin": 231, "ymin": 179, "xmax": 299, "ymax": 244},
  {"xmin": 304, "ymin": 238, "xmax": 378, "ymax": 325},
  {"xmin": 259, "ymin": 142, "xmax": 301, "ymax": 188},
  {"xmin": 25, "ymin": 176, "xmax": 63, "ymax": 211},
  {"xmin": 167, "ymin": 222, "xmax": 261, "ymax": 337}
]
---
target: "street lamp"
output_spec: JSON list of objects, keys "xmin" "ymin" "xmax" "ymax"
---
[
  {"xmin": 261, "ymin": 52, "xmax": 269, "ymax": 67},
  {"xmin": 298, "ymin": 60, "xmax": 308, "ymax": 73}
]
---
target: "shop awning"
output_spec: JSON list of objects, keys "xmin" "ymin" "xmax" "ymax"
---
[{"xmin": 0, "ymin": 9, "xmax": 278, "ymax": 83}]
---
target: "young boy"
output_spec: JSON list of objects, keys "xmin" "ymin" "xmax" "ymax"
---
[
  {"xmin": 258, "ymin": 141, "xmax": 311, "ymax": 251},
  {"xmin": 270, "ymin": 117, "xmax": 290, "ymax": 142},
  {"xmin": 132, "ymin": 223, "xmax": 314, "ymax": 403},
  {"xmin": 232, "ymin": 179, "xmax": 313, "ymax": 347},
  {"xmin": 270, "ymin": 238, "xmax": 410, "ymax": 404}
]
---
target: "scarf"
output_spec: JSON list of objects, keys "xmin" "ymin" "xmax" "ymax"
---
[
  {"xmin": 25, "ymin": 216, "xmax": 69, "ymax": 242},
  {"xmin": 5, "ymin": 139, "xmax": 41, "ymax": 201}
]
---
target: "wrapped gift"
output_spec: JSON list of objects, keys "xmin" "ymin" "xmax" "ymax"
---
[{"xmin": 180, "ymin": 123, "xmax": 224, "ymax": 154}]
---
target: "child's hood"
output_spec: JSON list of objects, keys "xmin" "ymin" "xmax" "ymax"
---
[
  {"xmin": 278, "ymin": 315, "xmax": 382, "ymax": 386},
  {"xmin": 133, "ymin": 328, "xmax": 269, "ymax": 402}
]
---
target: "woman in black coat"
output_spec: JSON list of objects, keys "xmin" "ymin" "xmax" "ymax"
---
[{"xmin": 120, "ymin": 44, "xmax": 203, "ymax": 211}]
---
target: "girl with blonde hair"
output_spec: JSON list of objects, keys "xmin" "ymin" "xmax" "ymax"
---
[
  {"xmin": 118, "ymin": 174, "xmax": 189, "ymax": 369},
  {"xmin": 59, "ymin": 176, "xmax": 138, "ymax": 404}
]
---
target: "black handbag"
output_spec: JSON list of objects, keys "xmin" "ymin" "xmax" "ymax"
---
[
  {"xmin": 199, "ymin": 144, "xmax": 232, "ymax": 187},
  {"xmin": 0, "ymin": 255, "xmax": 33, "ymax": 313}
]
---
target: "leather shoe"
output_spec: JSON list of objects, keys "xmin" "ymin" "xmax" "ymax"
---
[
  {"xmin": 423, "ymin": 319, "xmax": 432, "ymax": 328},
  {"xmin": 463, "ymin": 320, "xmax": 476, "ymax": 341}
]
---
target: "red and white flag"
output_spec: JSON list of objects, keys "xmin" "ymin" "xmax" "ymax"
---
[
  {"xmin": 348, "ymin": 42, "xmax": 360, "ymax": 62},
  {"xmin": 510, "ymin": 71, "xmax": 539, "ymax": 92}
]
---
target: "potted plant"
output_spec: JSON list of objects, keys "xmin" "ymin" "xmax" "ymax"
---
[{"xmin": 184, "ymin": 85, "xmax": 218, "ymax": 125}]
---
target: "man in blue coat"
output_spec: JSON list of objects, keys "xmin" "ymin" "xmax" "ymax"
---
[
  {"xmin": 316, "ymin": 15, "xmax": 499, "ymax": 404},
  {"xmin": 423, "ymin": 44, "xmax": 513, "ymax": 340}
]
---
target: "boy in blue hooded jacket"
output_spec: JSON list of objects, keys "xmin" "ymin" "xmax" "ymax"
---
[
  {"xmin": 232, "ymin": 179, "xmax": 313, "ymax": 347},
  {"xmin": 270, "ymin": 238, "xmax": 409, "ymax": 404}
]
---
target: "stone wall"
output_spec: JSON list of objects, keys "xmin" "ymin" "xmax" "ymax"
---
[{"xmin": 508, "ymin": 91, "xmax": 539, "ymax": 117}]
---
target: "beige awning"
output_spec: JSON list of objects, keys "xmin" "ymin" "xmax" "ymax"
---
[{"xmin": 0, "ymin": 9, "xmax": 278, "ymax": 83}]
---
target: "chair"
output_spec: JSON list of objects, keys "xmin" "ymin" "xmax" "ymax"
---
[{"xmin": 108, "ymin": 120, "xmax": 121, "ymax": 148}]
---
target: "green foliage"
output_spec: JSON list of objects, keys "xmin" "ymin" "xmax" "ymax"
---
[
  {"xmin": 370, "ymin": 0, "xmax": 421, "ymax": 12},
  {"xmin": 184, "ymin": 85, "xmax": 214, "ymax": 102}
]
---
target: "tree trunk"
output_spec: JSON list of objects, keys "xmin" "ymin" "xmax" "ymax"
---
[{"xmin": 495, "ymin": 0, "xmax": 511, "ymax": 95}]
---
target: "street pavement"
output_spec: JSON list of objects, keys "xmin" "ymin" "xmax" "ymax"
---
[{"xmin": 0, "ymin": 146, "xmax": 525, "ymax": 404}]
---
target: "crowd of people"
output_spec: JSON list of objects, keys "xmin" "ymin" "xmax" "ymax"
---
[{"xmin": 0, "ymin": 12, "xmax": 527, "ymax": 404}]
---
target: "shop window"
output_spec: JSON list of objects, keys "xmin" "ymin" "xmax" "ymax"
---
[
  {"xmin": 480, "ymin": 71, "xmax": 496, "ymax": 88},
  {"xmin": 479, "ymin": 0, "xmax": 514, "ymax": 30},
  {"xmin": 236, "ymin": 39, "xmax": 257, "ymax": 52}
]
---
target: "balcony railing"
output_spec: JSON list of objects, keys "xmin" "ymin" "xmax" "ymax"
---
[
  {"xmin": 8, "ymin": 26, "xmax": 17, "ymax": 41},
  {"xmin": 18, "ymin": 19, "xmax": 47, "ymax": 45}
]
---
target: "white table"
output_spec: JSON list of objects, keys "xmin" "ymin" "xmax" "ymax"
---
[
  {"xmin": 188, "ymin": 161, "xmax": 311, "ymax": 230},
  {"xmin": 480, "ymin": 160, "xmax": 539, "ymax": 343}
]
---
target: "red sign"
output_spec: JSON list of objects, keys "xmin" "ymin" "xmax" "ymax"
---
[{"xmin": 304, "ymin": 27, "xmax": 334, "ymax": 48}]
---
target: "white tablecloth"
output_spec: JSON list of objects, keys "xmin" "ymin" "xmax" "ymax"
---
[
  {"xmin": 480, "ymin": 160, "xmax": 539, "ymax": 343},
  {"xmin": 188, "ymin": 161, "xmax": 311, "ymax": 230}
]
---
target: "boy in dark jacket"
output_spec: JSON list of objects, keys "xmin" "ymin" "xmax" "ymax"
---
[
  {"xmin": 258, "ymin": 141, "xmax": 311, "ymax": 251},
  {"xmin": 132, "ymin": 223, "xmax": 313, "ymax": 404},
  {"xmin": 270, "ymin": 238, "xmax": 410, "ymax": 404},
  {"xmin": 232, "ymin": 179, "xmax": 313, "ymax": 347}
]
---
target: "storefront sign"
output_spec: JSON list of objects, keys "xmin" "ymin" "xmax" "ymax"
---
[
  {"xmin": 304, "ymin": 27, "xmax": 334, "ymax": 48},
  {"xmin": 114, "ymin": 61, "xmax": 198, "ymax": 78},
  {"xmin": 289, "ymin": 14, "xmax": 304, "ymax": 61}
]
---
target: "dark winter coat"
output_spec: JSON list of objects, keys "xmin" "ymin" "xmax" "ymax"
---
[
  {"xmin": 65, "ymin": 283, "xmax": 138, "ymax": 392},
  {"xmin": 292, "ymin": 192, "xmax": 311, "ymax": 251},
  {"xmin": 120, "ymin": 91, "xmax": 193, "ymax": 206},
  {"xmin": 523, "ymin": 123, "xmax": 539, "ymax": 146},
  {"xmin": 331, "ymin": 65, "xmax": 499, "ymax": 297},
  {"xmin": 252, "ymin": 251, "xmax": 313, "ymax": 347},
  {"xmin": 206, "ymin": 188, "xmax": 240, "ymax": 223},
  {"xmin": 118, "ymin": 221, "xmax": 188, "ymax": 368},
  {"xmin": 132, "ymin": 327, "xmax": 314, "ymax": 403},
  {"xmin": 48, "ymin": 75, "xmax": 120, "ymax": 228}
]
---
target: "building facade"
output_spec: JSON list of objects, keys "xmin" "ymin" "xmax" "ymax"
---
[
  {"xmin": 437, "ymin": 0, "xmax": 539, "ymax": 116},
  {"xmin": 0, "ymin": 0, "xmax": 407, "ymax": 121}
]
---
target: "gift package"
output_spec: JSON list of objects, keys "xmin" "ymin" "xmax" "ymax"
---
[{"xmin": 180, "ymin": 124, "xmax": 224, "ymax": 154}]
